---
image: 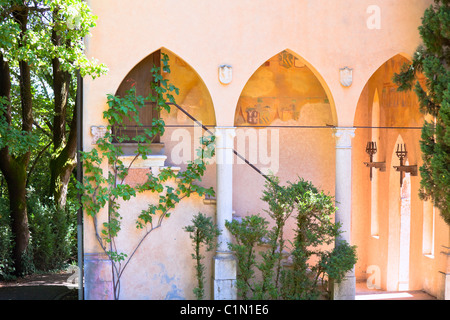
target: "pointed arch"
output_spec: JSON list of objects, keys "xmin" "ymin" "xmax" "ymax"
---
[
  {"xmin": 354, "ymin": 53, "xmax": 415, "ymax": 128},
  {"xmin": 233, "ymin": 48, "xmax": 337, "ymax": 127},
  {"xmin": 114, "ymin": 47, "xmax": 216, "ymax": 127},
  {"xmin": 359, "ymin": 52, "xmax": 413, "ymax": 109}
]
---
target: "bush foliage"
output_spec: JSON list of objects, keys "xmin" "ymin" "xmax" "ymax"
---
[{"xmin": 226, "ymin": 176, "xmax": 357, "ymax": 300}]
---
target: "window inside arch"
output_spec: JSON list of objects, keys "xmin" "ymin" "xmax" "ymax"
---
[
  {"xmin": 112, "ymin": 49, "xmax": 216, "ymax": 149},
  {"xmin": 113, "ymin": 50, "xmax": 161, "ymax": 144}
]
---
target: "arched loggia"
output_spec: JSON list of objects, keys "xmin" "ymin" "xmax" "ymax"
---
[
  {"xmin": 352, "ymin": 54, "xmax": 425, "ymax": 292},
  {"xmin": 105, "ymin": 47, "xmax": 219, "ymax": 300},
  {"xmin": 231, "ymin": 48, "xmax": 338, "ymax": 253}
]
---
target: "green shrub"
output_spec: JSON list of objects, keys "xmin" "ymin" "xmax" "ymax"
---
[
  {"xmin": 184, "ymin": 212, "xmax": 220, "ymax": 300},
  {"xmin": 226, "ymin": 214, "xmax": 269, "ymax": 300},
  {"xmin": 227, "ymin": 176, "xmax": 358, "ymax": 300},
  {"xmin": 0, "ymin": 198, "xmax": 14, "ymax": 280},
  {"xmin": 27, "ymin": 192, "xmax": 77, "ymax": 271}
]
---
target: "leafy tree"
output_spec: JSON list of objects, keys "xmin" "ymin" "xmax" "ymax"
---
[
  {"xmin": 0, "ymin": 0, "xmax": 106, "ymax": 274},
  {"xmin": 393, "ymin": 0, "xmax": 450, "ymax": 224}
]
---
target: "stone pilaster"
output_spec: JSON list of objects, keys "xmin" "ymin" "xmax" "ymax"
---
[
  {"xmin": 332, "ymin": 127, "xmax": 356, "ymax": 300},
  {"xmin": 213, "ymin": 127, "xmax": 237, "ymax": 300},
  {"xmin": 84, "ymin": 252, "xmax": 114, "ymax": 300}
]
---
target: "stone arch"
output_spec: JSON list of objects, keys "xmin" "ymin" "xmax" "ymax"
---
[
  {"xmin": 352, "ymin": 53, "xmax": 424, "ymax": 288},
  {"xmin": 353, "ymin": 53, "xmax": 417, "ymax": 128},
  {"xmin": 231, "ymin": 49, "xmax": 337, "ymax": 237},
  {"xmin": 233, "ymin": 48, "xmax": 337, "ymax": 127},
  {"xmin": 115, "ymin": 47, "xmax": 216, "ymax": 127},
  {"xmin": 358, "ymin": 52, "xmax": 413, "ymax": 107}
]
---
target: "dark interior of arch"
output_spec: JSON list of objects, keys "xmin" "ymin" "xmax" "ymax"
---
[{"xmin": 113, "ymin": 50, "xmax": 161, "ymax": 143}]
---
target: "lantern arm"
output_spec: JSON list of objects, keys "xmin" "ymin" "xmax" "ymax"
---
[
  {"xmin": 364, "ymin": 161, "xmax": 386, "ymax": 171},
  {"xmin": 393, "ymin": 164, "xmax": 418, "ymax": 176}
]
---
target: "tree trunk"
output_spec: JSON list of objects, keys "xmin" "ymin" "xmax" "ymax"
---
[
  {"xmin": 5, "ymin": 162, "xmax": 30, "ymax": 275},
  {"xmin": 49, "ymin": 84, "xmax": 78, "ymax": 209},
  {"xmin": 49, "ymin": 143, "xmax": 77, "ymax": 209},
  {"xmin": 0, "ymin": 152, "xmax": 30, "ymax": 275},
  {"xmin": 49, "ymin": 14, "xmax": 77, "ymax": 209},
  {"xmin": 0, "ymin": 7, "xmax": 34, "ymax": 275},
  {"xmin": 51, "ymin": 26, "xmax": 71, "ymax": 152},
  {"xmin": 50, "ymin": 77, "xmax": 78, "ymax": 209},
  {"xmin": 0, "ymin": 51, "xmax": 31, "ymax": 275}
]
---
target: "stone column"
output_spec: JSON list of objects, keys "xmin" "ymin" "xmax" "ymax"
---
[
  {"xmin": 213, "ymin": 126, "xmax": 237, "ymax": 300},
  {"xmin": 438, "ymin": 245, "xmax": 450, "ymax": 300},
  {"xmin": 332, "ymin": 127, "xmax": 356, "ymax": 300}
]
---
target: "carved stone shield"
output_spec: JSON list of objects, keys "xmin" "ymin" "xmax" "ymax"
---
[
  {"xmin": 247, "ymin": 110, "xmax": 259, "ymax": 124},
  {"xmin": 91, "ymin": 126, "xmax": 108, "ymax": 145},
  {"xmin": 340, "ymin": 67, "xmax": 353, "ymax": 87},
  {"xmin": 219, "ymin": 65, "xmax": 232, "ymax": 85}
]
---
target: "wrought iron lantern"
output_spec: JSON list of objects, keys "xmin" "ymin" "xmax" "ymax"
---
[
  {"xmin": 393, "ymin": 143, "xmax": 418, "ymax": 187},
  {"xmin": 364, "ymin": 141, "xmax": 386, "ymax": 180}
]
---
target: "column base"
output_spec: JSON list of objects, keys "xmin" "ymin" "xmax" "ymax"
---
[
  {"xmin": 331, "ymin": 275, "xmax": 356, "ymax": 300},
  {"xmin": 445, "ymin": 273, "xmax": 450, "ymax": 300},
  {"xmin": 84, "ymin": 252, "xmax": 114, "ymax": 300},
  {"xmin": 213, "ymin": 252, "xmax": 237, "ymax": 300},
  {"xmin": 437, "ymin": 271, "xmax": 450, "ymax": 300}
]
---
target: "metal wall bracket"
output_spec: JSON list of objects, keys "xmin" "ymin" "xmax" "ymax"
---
[
  {"xmin": 364, "ymin": 141, "xmax": 385, "ymax": 180},
  {"xmin": 394, "ymin": 143, "xmax": 417, "ymax": 187}
]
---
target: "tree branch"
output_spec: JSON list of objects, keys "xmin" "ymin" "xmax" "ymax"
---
[
  {"xmin": 52, "ymin": 13, "xmax": 71, "ymax": 151},
  {"xmin": 33, "ymin": 121, "xmax": 52, "ymax": 137},
  {"xmin": 0, "ymin": 5, "xmax": 51, "ymax": 21},
  {"xmin": 26, "ymin": 140, "xmax": 51, "ymax": 187}
]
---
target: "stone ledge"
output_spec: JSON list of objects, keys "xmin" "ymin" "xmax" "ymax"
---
[
  {"xmin": 114, "ymin": 143, "xmax": 165, "ymax": 155},
  {"xmin": 203, "ymin": 196, "xmax": 217, "ymax": 205},
  {"xmin": 119, "ymin": 155, "xmax": 167, "ymax": 168}
]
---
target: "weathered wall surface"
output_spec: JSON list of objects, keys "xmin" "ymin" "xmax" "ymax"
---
[{"xmin": 83, "ymin": 0, "xmax": 449, "ymax": 300}]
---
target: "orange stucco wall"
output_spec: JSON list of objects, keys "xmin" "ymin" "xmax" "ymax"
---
[
  {"xmin": 82, "ymin": 0, "xmax": 449, "ymax": 300},
  {"xmin": 352, "ymin": 55, "xmax": 449, "ymax": 296}
]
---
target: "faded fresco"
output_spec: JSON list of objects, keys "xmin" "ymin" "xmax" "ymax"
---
[
  {"xmin": 161, "ymin": 49, "xmax": 216, "ymax": 127},
  {"xmin": 235, "ymin": 51, "xmax": 333, "ymax": 127},
  {"xmin": 376, "ymin": 55, "xmax": 425, "ymax": 127}
]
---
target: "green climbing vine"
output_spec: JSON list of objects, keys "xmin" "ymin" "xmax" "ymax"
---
[{"xmin": 77, "ymin": 53, "xmax": 215, "ymax": 300}]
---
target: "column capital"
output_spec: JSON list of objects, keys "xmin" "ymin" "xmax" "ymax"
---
[
  {"xmin": 333, "ymin": 127, "xmax": 356, "ymax": 149},
  {"xmin": 214, "ymin": 126, "xmax": 236, "ymax": 149}
]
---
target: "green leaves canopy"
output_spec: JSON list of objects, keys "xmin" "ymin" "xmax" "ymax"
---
[
  {"xmin": 0, "ymin": 0, "xmax": 107, "ymax": 76},
  {"xmin": 393, "ymin": 0, "xmax": 450, "ymax": 224},
  {"xmin": 0, "ymin": 0, "xmax": 107, "ymax": 158}
]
